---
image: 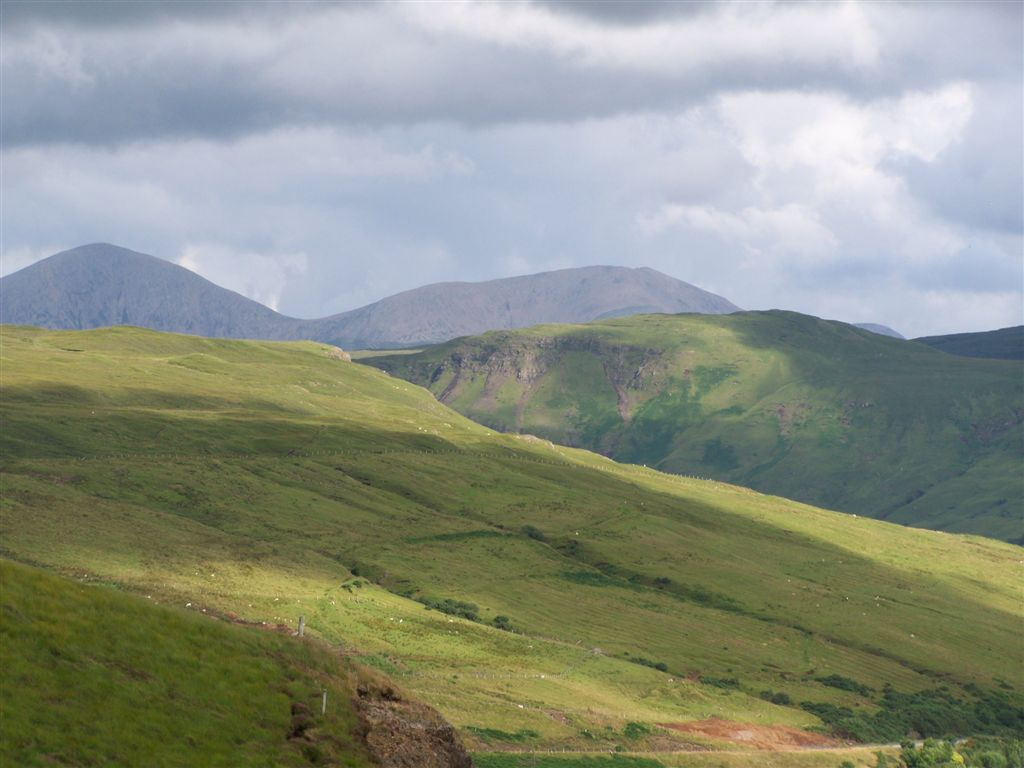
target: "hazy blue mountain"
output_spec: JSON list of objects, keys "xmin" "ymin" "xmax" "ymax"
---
[
  {"xmin": 307, "ymin": 265, "xmax": 740, "ymax": 348},
  {"xmin": 0, "ymin": 244, "xmax": 301, "ymax": 339},
  {"xmin": 1, "ymin": 244, "xmax": 740, "ymax": 347},
  {"xmin": 854, "ymin": 322, "xmax": 904, "ymax": 339}
]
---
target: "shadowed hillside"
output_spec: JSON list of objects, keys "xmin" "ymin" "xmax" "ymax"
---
[{"xmin": 915, "ymin": 326, "xmax": 1024, "ymax": 361}]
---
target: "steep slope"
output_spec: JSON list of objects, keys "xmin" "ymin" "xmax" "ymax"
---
[
  {"xmin": 1, "ymin": 244, "xmax": 739, "ymax": 347},
  {"xmin": 365, "ymin": 311, "xmax": 1024, "ymax": 542},
  {"xmin": 308, "ymin": 266, "xmax": 739, "ymax": 348},
  {"xmin": 2, "ymin": 326, "xmax": 1021, "ymax": 755},
  {"xmin": 0, "ymin": 243, "xmax": 301, "ymax": 339},
  {"xmin": 0, "ymin": 559, "xmax": 376, "ymax": 768},
  {"xmin": 915, "ymin": 326, "xmax": 1024, "ymax": 360}
]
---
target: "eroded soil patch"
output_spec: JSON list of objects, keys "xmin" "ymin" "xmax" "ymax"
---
[{"xmin": 658, "ymin": 718, "xmax": 842, "ymax": 751}]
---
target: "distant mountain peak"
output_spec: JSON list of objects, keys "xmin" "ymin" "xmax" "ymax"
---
[
  {"xmin": 2, "ymin": 244, "xmax": 741, "ymax": 348},
  {"xmin": 1, "ymin": 244, "xmax": 296, "ymax": 339},
  {"xmin": 854, "ymin": 323, "xmax": 905, "ymax": 339}
]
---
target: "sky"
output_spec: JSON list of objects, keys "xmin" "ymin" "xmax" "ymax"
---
[{"xmin": 1, "ymin": 0, "xmax": 1021, "ymax": 337}]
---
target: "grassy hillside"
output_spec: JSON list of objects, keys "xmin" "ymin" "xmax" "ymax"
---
[
  {"xmin": 915, "ymin": 326, "xmax": 1024, "ymax": 361},
  {"xmin": 2, "ymin": 325, "xmax": 1022, "ymax": 757},
  {"xmin": 365, "ymin": 311, "xmax": 1024, "ymax": 542},
  {"xmin": 0, "ymin": 559, "xmax": 373, "ymax": 768}
]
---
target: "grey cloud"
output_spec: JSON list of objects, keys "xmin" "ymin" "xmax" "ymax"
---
[
  {"xmin": 897, "ymin": 83, "xmax": 1023, "ymax": 234},
  {"xmin": 0, "ymin": 1, "xmax": 325, "ymax": 27},
  {"xmin": 3, "ymin": 2, "xmax": 1019, "ymax": 147},
  {"xmin": 538, "ymin": 0, "xmax": 716, "ymax": 24}
]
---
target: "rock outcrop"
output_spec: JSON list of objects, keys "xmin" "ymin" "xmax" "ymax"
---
[{"xmin": 354, "ymin": 679, "xmax": 473, "ymax": 768}]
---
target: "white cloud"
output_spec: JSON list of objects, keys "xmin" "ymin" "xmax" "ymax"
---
[
  {"xmin": 641, "ymin": 84, "xmax": 975, "ymax": 265},
  {"xmin": 178, "ymin": 243, "xmax": 308, "ymax": 312},
  {"xmin": 638, "ymin": 203, "xmax": 838, "ymax": 264}
]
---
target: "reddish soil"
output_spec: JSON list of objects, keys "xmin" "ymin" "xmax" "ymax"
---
[{"xmin": 658, "ymin": 718, "xmax": 843, "ymax": 751}]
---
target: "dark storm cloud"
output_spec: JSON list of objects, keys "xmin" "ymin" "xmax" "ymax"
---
[
  {"xmin": 537, "ymin": 0, "xmax": 716, "ymax": 24},
  {"xmin": 3, "ymin": 1, "xmax": 1017, "ymax": 148}
]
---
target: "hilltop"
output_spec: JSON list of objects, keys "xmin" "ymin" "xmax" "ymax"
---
[
  {"xmin": 0, "ymin": 244, "xmax": 738, "ymax": 347},
  {"xmin": 2, "ymin": 325, "xmax": 1021, "ymax": 760},
  {"xmin": 365, "ymin": 311, "xmax": 1024, "ymax": 542}
]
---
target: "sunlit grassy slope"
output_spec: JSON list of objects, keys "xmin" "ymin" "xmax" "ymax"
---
[
  {"xmin": 365, "ymin": 311, "xmax": 1024, "ymax": 542},
  {"xmin": 0, "ymin": 558, "xmax": 373, "ymax": 768},
  {"xmin": 1, "ymin": 325, "xmax": 1021, "ymax": 753}
]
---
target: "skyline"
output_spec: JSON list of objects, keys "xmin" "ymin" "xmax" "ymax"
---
[{"xmin": 2, "ymin": 0, "xmax": 1022, "ymax": 337}]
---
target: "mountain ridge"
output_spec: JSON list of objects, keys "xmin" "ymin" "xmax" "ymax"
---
[{"xmin": 1, "ymin": 243, "xmax": 740, "ymax": 348}]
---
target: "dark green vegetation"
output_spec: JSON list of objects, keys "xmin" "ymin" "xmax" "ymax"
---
[
  {"xmin": 2, "ymin": 326, "xmax": 1022, "ymax": 755},
  {"xmin": 366, "ymin": 311, "xmax": 1024, "ymax": 541},
  {"xmin": 897, "ymin": 738, "xmax": 1024, "ymax": 768},
  {"xmin": 915, "ymin": 326, "xmax": 1024, "ymax": 361},
  {"xmin": 0, "ymin": 559, "xmax": 373, "ymax": 768},
  {"xmin": 800, "ymin": 685, "xmax": 1023, "ymax": 742}
]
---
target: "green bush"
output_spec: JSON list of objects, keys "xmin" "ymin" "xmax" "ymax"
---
[
  {"xmin": 625, "ymin": 655, "xmax": 668, "ymax": 673},
  {"xmin": 521, "ymin": 525, "xmax": 546, "ymax": 541},
  {"xmin": 702, "ymin": 676, "xmax": 740, "ymax": 690},
  {"xmin": 417, "ymin": 596, "xmax": 479, "ymax": 621},
  {"xmin": 623, "ymin": 721, "xmax": 651, "ymax": 740},
  {"xmin": 816, "ymin": 674, "xmax": 873, "ymax": 696},
  {"xmin": 759, "ymin": 689, "xmax": 793, "ymax": 706}
]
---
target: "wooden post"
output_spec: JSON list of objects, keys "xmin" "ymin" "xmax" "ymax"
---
[
  {"xmin": 321, "ymin": 690, "xmax": 327, "ymax": 715},
  {"xmin": 298, "ymin": 615, "xmax": 305, "ymax": 637}
]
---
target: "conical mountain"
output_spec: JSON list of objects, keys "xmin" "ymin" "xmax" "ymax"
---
[{"xmin": 0, "ymin": 243, "xmax": 299, "ymax": 339}]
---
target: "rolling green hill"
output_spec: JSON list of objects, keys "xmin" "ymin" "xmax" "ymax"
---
[
  {"xmin": 365, "ymin": 311, "xmax": 1024, "ymax": 542},
  {"xmin": 2, "ymin": 325, "xmax": 1022, "ymax": 759}
]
